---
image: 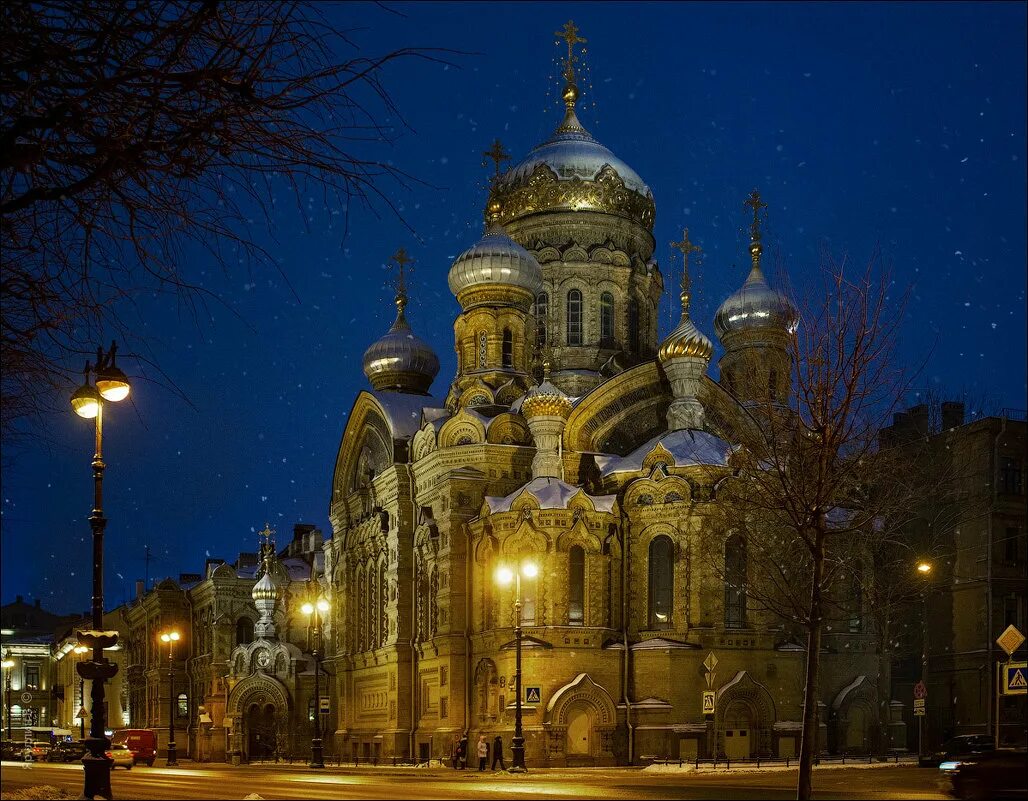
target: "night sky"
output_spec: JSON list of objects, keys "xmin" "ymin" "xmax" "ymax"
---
[{"xmin": 2, "ymin": 2, "xmax": 1025, "ymax": 613}]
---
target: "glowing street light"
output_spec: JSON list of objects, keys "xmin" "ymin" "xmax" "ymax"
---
[
  {"xmin": 160, "ymin": 631, "xmax": 181, "ymax": 766},
  {"xmin": 301, "ymin": 586, "xmax": 331, "ymax": 769},
  {"xmin": 496, "ymin": 561, "xmax": 539, "ymax": 772}
]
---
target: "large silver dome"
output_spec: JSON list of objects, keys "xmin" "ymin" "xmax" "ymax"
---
[
  {"xmin": 714, "ymin": 263, "xmax": 798, "ymax": 339},
  {"xmin": 448, "ymin": 227, "xmax": 543, "ymax": 301},
  {"xmin": 362, "ymin": 300, "xmax": 440, "ymax": 394}
]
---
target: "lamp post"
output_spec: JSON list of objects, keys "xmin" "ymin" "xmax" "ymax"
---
[
  {"xmin": 2, "ymin": 658, "xmax": 13, "ymax": 741},
  {"xmin": 916, "ymin": 560, "xmax": 932, "ymax": 762},
  {"xmin": 74, "ymin": 645, "xmax": 89, "ymax": 740},
  {"xmin": 160, "ymin": 631, "xmax": 180, "ymax": 766},
  {"xmin": 71, "ymin": 341, "xmax": 130, "ymax": 800},
  {"xmin": 496, "ymin": 560, "xmax": 538, "ymax": 773},
  {"xmin": 301, "ymin": 588, "xmax": 330, "ymax": 769}
]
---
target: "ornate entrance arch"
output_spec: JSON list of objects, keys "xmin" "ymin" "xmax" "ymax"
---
[
  {"xmin": 831, "ymin": 675, "xmax": 876, "ymax": 754},
  {"xmin": 226, "ymin": 673, "xmax": 291, "ymax": 762},
  {"xmin": 543, "ymin": 674, "xmax": 618, "ymax": 766},
  {"xmin": 715, "ymin": 671, "xmax": 776, "ymax": 758}
]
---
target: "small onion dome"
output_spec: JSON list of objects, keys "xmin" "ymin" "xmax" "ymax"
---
[
  {"xmin": 448, "ymin": 226, "xmax": 543, "ymax": 304},
  {"xmin": 362, "ymin": 296, "xmax": 440, "ymax": 394},
  {"xmin": 659, "ymin": 312, "xmax": 713, "ymax": 362},
  {"xmin": 714, "ymin": 263, "xmax": 798, "ymax": 339},
  {"xmin": 521, "ymin": 373, "xmax": 573, "ymax": 420},
  {"xmin": 252, "ymin": 569, "xmax": 280, "ymax": 602}
]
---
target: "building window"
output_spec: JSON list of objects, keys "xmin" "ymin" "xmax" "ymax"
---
[
  {"xmin": 176, "ymin": 693, "xmax": 188, "ymax": 719},
  {"xmin": 1005, "ymin": 526, "xmax": 1021, "ymax": 564},
  {"xmin": 648, "ymin": 536, "xmax": 674, "ymax": 629},
  {"xmin": 569, "ymin": 546, "xmax": 585, "ymax": 625},
  {"xmin": 1003, "ymin": 595, "xmax": 1024, "ymax": 629},
  {"xmin": 724, "ymin": 534, "xmax": 747, "ymax": 628},
  {"xmin": 308, "ymin": 698, "xmax": 316, "ymax": 722},
  {"xmin": 566, "ymin": 289, "xmax": 583, "ymax": 346},
  {"xmin": 522, "ymin": 580, "xmax": 537, "ymax": 626},
  {"xmin": 24, "ymin": 663, "xmax": 40, "ymax": 691},
  {"xmin": 533, "ymin": 292, "xmax": 548, "ymax": 349},
  {"xmin": 848, "ymin": 566, "xmax": 863, "ymax": 632},
  {"xmin": 627, "ymin": 298, "xmax": 640, "ymax": 354},
  {"xmin": 439, "ymin": 697, "xmax": 448, "ymax": 719},
  {"xmin": 1000, "ymin": 457, "xmax": 1024, "ymax": 494},
  {"xmin": 600, "ymin": 292, "xmax": 615, "ymax": 343},
  {"xmin": 236, "ymin": 617, "xmax": 254, "ymax": 646},
  {"xmin": 502, "ymin": 328, "xmax": 513, "ymax": 368},
  {"xmin": 440, "ymin": 666, "xmax": 448, "ymax": 687}
]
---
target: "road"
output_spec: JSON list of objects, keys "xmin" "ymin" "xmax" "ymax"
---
[{"xmin": 0, "ymin": 761, "xmax": 949, "ymax": 800}]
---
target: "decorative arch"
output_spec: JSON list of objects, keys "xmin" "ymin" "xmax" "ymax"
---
[
  {"xmin": 226, "ymin": 673, "xmax": 290, "ymax": 718},
  {"xmin": 439, "ymin": 409, "xmax": 487, "ymax": 448},
  {"xmin": 832, "ymin": 675, "xmax": 877, "ymax": 754},
  {"xmin": 544, "ymin": 673, "xmax": 617, "ymax": 727},
  {"xmin": 411, "ymin": 423, "xmax": 438, "ymax": 462},
  {"xmin": 715, "ymin": 671, "xmax": 776, "ymax": 757},
  {"xmin": 500, "ymin": 519, "xmax": 549, "ymax": 556},
  {"xmin": 486, "ymin": 413, "xmax": 531, "ymax": 446},
  {"xmin": 330, "ymin": 392, "xmax": 396, "ymax": 504}
]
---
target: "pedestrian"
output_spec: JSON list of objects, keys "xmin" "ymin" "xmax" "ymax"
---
[
  {"xmin": 477, "ymin": 735, "xmax": 489, "ymax": 771},
  {"xmin": 458, "ymin": 732, "xmax": 469, "ymax": 769},
  {"xmin": 491, "ymin": 734, "xmax": 506, "ymax": 770}
]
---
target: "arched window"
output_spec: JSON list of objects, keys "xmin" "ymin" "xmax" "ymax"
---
[
  {"xmin": 648, "ymin": 536, "xmax": 674, "ymax": 629},
  {"xmin": 533, "ymin": 292, "xmax": 548, "ymax": 349},
  {"xmin": 502, "ymin": 328, "xmax": 513, "ymax": 368},
  {"xmin": 566, "ymin": 289, "xmax": 583, "ymax": 346},
  {"xmin": 724, "ymin": 534, "xmax": 747, "ymax": 628},
  {"xmin": 569, "ymin": 546, "xmax": 585, "ymax": 625},
  {"xmin": 849, "ymin": 565, "xmax": 863, "ymax": 633},
  {"xmin": 235, "ymin": 617, "xmax": 254, "ymax": 646},
  {"xmin": 627, "ymin": 297, "xmax": 640, "ymax": 354},
  {"xmin": 176, "ymin": 692, "xmax": 189, "ymax": 719},
  {"xmin": 600, "ymin": 292, "xmax": 615, "ymax": 343}
]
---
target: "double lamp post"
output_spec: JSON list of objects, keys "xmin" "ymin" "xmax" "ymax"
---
[
  {"xmin": 496, "ymin": 560, "xmax": 538, "ymax": 773},
  {"xmin": 301, "ymin": 586, "xmax": 330, "ymax": 769},
  {"xmin": 160, "ymin": 630, "xmax": 181, "ymax": 766}
]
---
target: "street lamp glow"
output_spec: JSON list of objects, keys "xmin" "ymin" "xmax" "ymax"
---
[
  {"xmin": 916, "ymin": 561, "xmax": 932, "ymax": 574},
  {"xmin": 301, "ymin": 601, "xmax": 315, "ymax": 615},
  {"xmin": 496, "ymin": 566, "xmax": 514, "ymax": 586},
  {"xmin": 1, "ymin": 660, "xmax": 13, "ymax": 669},
  {"xmin": 521, "ymin": 562, "xmax": 538, "ymax": 579},
  {"xmin": 160, "ymin": 631, "xmax": 180, "ymax": 643},
  {"xmin": 316, "ymin": 598, "xmax": 330, "ymax": 613},
  {"xmin": 74, "ymin": 646, "xmax": 88, "ymax": 655},
  {"xmin": 95, "ymin": 366, "xmax": 130, "ymax": 402},
  {"xmin": 71, "ymin": 384, "xmax": 101, "ymax": 418}
]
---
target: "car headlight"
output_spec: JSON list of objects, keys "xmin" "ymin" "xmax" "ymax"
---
[{"xmin": 939, "ymin": 761, "xmax": 963, "ymax": 771}]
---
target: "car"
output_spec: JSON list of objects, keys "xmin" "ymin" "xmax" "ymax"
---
[
  {"xmin": 48, "ymin": 740, "xmax": 88, "ymax": 762},
  {"xmin": 112, "ymin": 729, "xmax": 156, "ymax": 766},
  {"xmin": 940, "ymin": 748, "xmax": 1028, "ymax": 800},
  {"xmin": 0, "ymin": 740, "xmax": 21, "ymax": 760},
  {"xmin": 105, "ymin": 743, "xmax": 134, "ymax": 769},
  {"xmin": 22, "ymin": 741, "xmax": 52, "ymax": 761},
  {"xmin": 922, "ymin": 734, "xmax": 996, "ymax": 768}
]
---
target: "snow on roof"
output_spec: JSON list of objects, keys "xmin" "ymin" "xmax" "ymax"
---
[
  {"xmin": 484, "ymin": 476, "xmax": 616, "ymax": 514},
  {"xmin": 371, "ymin": 391, "xmax": 440, "ymax": 439},
  {"xmin": 596, "ymin": 429, "xmax": 733, "ymax": 476}
]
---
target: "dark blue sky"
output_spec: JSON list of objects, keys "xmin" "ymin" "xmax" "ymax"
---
[{"xmin": 2, "ymin": 2, "xmax": 1025, "ymax": 613}]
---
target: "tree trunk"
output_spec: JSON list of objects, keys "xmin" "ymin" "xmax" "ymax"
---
[
  {"xmin": 875, "ymin": 621, "xmax": 892, "ymax": 757},
  {"xmin": 797, "ymin": 547, "xmax": 825, "ymax": 801}
]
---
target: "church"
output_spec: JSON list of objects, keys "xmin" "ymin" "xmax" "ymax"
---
[{"xmin": 318, "ymin": 21, "xmax": 895, "ymax": 766}]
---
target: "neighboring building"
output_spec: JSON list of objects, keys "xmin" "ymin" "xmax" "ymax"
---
[{"xmin": 882, "ymin": 404, "xmax": 1027, "ymax": 750}]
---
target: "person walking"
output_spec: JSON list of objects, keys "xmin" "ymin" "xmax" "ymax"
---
[
  {"xmin": 458, "ymin": 732, "xmax": 469, "ymax": 769},
  {"xmin": 477, "ymin": 735, "xmax": 489, "ymax": 771},
  {"xmin": 491, "ymin": 734, "xmax": 506, "ymax": 770},
  {"xmin": 451, "ymin": 735, "xmax": 460, "ymax": 770}
]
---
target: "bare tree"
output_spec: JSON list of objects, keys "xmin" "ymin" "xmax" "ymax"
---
[
  {"xmin": 1, "ymin": 1, "xmax": 454, "ymax": 443},
  {"xmin": 703, "ymin": 247, "xmax": 915, "ymax": 800}
]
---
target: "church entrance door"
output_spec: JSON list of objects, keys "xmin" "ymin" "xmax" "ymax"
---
[
  {"xmin": 723, "ymin": 701, "xmax": 752, "ymax": 761},
  {"xmin": 246, "ymin": 703, "xmax": 278, "ymax": 762},
  {"xmin": 566, "ymin": 704, "xmax": 592, "ymax": 756}
]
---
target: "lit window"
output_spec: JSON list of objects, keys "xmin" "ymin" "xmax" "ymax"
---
[
  {"xmin": 176, "ymin": 693, "xmax": 188, "ymax": 719},
  {"xmin": 648, "ymin": 536, "xmax": 674, "ymax": 629},
  {"xmin": 569, "ymin": 546, "xmax": 585, "ymax": 625},
  {"xmin": 566, "ymin": 290, "xmax": 583, "ymax": 346}
]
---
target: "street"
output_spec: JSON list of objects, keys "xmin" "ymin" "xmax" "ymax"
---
[{"xmin": 0, "ymin": 761, "xmax": 949, "ymax": 800}]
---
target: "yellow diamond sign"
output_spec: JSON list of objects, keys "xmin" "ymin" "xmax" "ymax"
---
[{"xmin": 996, "ymin": 624, "xmax": 1025, "ymax": 656}]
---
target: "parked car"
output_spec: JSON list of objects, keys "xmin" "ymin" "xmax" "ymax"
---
[
  {"xmin": 941, "ymin": 749, "xmax": 1028, "ymax": 800},
  {"xmin": 48, "ymin": 740, "xmax": 88, "ymax": 762},
  {"xmin": 112, "ymin": 729, "xmax": 157, "ymax": 766},
  {"xmin": 22, "ymin": 741, "xmax": 52, "ymax": 761},
  {"xmin": 922, "ymin": 734, "xmax": 996, "ymax": 768},
  {"xmin": 105, "ymin": 743, "xmax": 134, "ymax": 769},
  {"xmin": 0, "ymin": 740, "xmax": 20, "ymax": 760}
]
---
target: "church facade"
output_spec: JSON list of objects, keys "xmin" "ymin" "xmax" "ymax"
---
[{"xmin": 321, "ymin": 23, "xmax": 897, "ymax": 766}]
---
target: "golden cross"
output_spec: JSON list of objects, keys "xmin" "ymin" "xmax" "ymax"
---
[
  {"xmin": 744, "ymin": 189, "xmax": 767, "ymax": 237},
  {"xmin": 671, "ymin": 228, "xmax": 701, "ymax": 298},
  {"xmin": 390, "ymin": 247, "xmax": 414, "ymax": 296},
  {"xmin": 258, "ymin": 523, "xmax": 275, "ymax": 545},
  {"xmin": 556, "ymin": 20, "xmax": 587, "ymax": 56},
  {"xmin": 482, "ymin": 138, "xmax": 510, "ymax": 177}
]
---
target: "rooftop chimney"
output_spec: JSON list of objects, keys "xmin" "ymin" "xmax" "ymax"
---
[
  {"xmin": 941, "ymin": 401, "xmax": 965, "ymax": 431},
  {"xmin": 135, "ymin": 580, "xmax": 144, "ymax": 600}
]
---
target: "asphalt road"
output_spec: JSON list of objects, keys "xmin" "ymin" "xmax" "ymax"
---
[{"xmin": 0, "ymin": 761, "xmax": 949, "ymax": 800}]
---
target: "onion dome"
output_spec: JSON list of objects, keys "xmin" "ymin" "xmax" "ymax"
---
[
  {"xmin": 447, "ymin": 226, "xmax": 543, "ymax": 305},
  {"xmin": 521, "ymin": 364, "xmax": 574, "ymax": 420},
  {"xmin": 485, "ymin": 22, "xmax": 654, "ymax": 230},
  {"xmin": 252, "ymin": 568, "xmax": 280, "ymax": 603},
  {"xmin": 714, "ymin": 191, "xmax": 798, "ymax": 339},
  {"xmin": 660, "ymin": 229, "xmax": 713, "ymax": 362},
  {"xmin": 363, "ymin": 249, "xmax": 440, "ymax": 394}
]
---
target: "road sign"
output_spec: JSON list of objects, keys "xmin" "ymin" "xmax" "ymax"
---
[
  {"xmin": 703, "ymin": 652, "xmax": 719, "ymax": 673},
  {"xmin": 525, "ymin": 686, "xmax": 541, "ymax": 703},
  {"xmin": 913, "ymin": 698, "xmax": 926, "ymax": 716},
  {"xmin": 996, "ymin": 624, "xmax": 1025, "ymax": 656},
  {"xmin": 702, "ymin": 691, "xmax": 716, "ymax": 715},
  {"xmin": 913, "ymin": 681, "xmax": 927, "ymax": 700},
  {"xmin": 319, "ymin": 696, "xmax": 330, "ymax": 713},
  {"xmin": 76, "ymin": 706, "xmax": 88, "ymax": 718},
  {"xmin": 1002, "ymin": 662, "xmax": 1027, "ymax": 695}
]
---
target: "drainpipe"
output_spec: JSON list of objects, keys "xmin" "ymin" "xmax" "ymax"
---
[
  {"xmin": 619, "ymin": 501, "xmax": 634, "ymax": 765},
  {"xmin": 406, "ymin": 459, "xmax": 419, "ymax": 760},
  {"xmin": 987, "ymin": 417, "xmax": 1005, "ymax": 742}
]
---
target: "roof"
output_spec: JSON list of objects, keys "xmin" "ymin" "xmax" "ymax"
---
[
  {"xmin": 372, "ymin": 391, "xmax": 440, "ymax": 439},
  {"xmin": 484, "ymin": 476, "xmax": 616, "ymax": 514},
  {"xmin": 596, "ymin": 429, "xmax": 733, "ymax": 476}
]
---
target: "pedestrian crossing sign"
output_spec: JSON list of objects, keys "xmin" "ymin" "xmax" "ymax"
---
[
  {"xmin": 525, "ymin": 686, "xmax": 541, "ymax": 703},
  {"xmin": 1003, "ymin": 662, "xmax": 1027, "ymax": 695}
]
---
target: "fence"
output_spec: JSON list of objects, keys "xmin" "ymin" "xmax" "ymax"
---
[{"xmin": 646, "ymin": 752, "xmax": 913, "ymax": 769}]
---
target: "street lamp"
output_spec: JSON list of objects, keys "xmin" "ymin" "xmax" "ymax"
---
[
  {"xmin": 2, "ymin": 657, "xmax": 13, "ymax": 741},
  {"xmin": 74, "ymin": 645, "xmax": 89, "ymax": 740},
  {"xmin": 496, "ymin": 560, "xmax": 538, "ymax": 772},
  {"xmin": 301, "ymin": 588, "xmax": 330, "ymax": 769},
  {"xmin": 160, "ymin": 631, "xmax": 181, "ymax": 766},
  {"xmin": 916, "ymin": 559, "xmax": 933, "ymax": 762},
  {"xmin": 72, "ymin": 341, "xmax": 130, "ymax": 800}
]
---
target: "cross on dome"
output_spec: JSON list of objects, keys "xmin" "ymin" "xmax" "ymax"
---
[
  {"xmin": 670, "ymin": 227, "xmax": 702, "ymax": 310},
  {"xmin": 482, "ymin": 138, "xmax": 511, "ymax": 178}
]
